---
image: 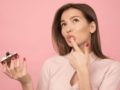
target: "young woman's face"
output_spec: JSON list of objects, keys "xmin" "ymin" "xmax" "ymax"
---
[{"xmin": 61, "ymin": 8, "xmax": 94, "ymax": 47}]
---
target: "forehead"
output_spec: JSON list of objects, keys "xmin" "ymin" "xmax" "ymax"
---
[{"xmin": 61, "ymin": 8, "xmax": 84, "ymax": 20}]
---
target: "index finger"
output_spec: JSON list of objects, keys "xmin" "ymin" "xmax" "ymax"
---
[{"xmin": 70, "ymin": 37, "xmax": 82, "ymax": 53}]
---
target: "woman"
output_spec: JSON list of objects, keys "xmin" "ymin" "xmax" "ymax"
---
[{"xmin": 1, "ymin": 3, "xmax": 120, "ymax": 90}]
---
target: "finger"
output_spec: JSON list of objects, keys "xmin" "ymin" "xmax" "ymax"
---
[
  {"xmin": 69, "ymin": 53, "xmax": 75, "ymax": 60},
  {"xmin": 15, "ymin": 54, "xmax": 21, "ymax": 71},
  {"xmin": 69, "ymin": 52, "xmax": 76, "ymax": 62},
  {"xmin": 70, "ymin": 37, "xmax": 82, "ymax": 53},
  {"xmin": 19, "ymin": 57, "xmax": 25, "ymax": 72},
  {"xmin": 2, "ymin": 61, "xmax": 7, "ymax": 72},
  {"xmin": 9, "ymin": 58, "xmax": 17, "ymax": 76},
  {"xmin": 22, "ymin": 57, "xmax": 27, "ymax": 75},
  {"xmin": 2, "ymin": 62, "xmax": 13, "ymax": 78},
  {"xmin": 19, "ymin": 57, "xmax": 23, "ymax": 71},
  {"xmin": 15, "ymin": 54, "xmax": 19, "ymax": 65},
  {"xmin": 10, "ymin": 59, "xmax": 15, "ymax": 70},
  {"xmin": 15, "ymin": 59, "xmax": 20, "ymax": 69}
]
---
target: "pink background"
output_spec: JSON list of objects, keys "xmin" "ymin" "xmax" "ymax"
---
[{"xmin": 0, "ymin": 0, "xmax": 120, "ymax": 90}]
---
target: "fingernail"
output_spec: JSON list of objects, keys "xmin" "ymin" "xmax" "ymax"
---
[
  {"xmin": 16, "ymin": 54, "xmax": 19, "ymax": 59},
  {"xmin": 6, "ymin": 52, "xmax": 10, "ymax": 56},
  {"xmin": 1, "ymin": 61, "xmax": 5, "ymax": 65},
  {"xmin": 23, "ymin": 57, "xmax": 26, "ymax": 61},
  {"xmin": 86, "ymin": 43, "xmax": 89, "ymax": 47}
]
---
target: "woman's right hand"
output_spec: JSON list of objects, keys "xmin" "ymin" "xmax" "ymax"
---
[{"xmin": 1, "ymin": 54, "xmax": 32, "ymax": 85}]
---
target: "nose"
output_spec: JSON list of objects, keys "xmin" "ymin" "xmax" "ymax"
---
[{"xmin": 66, "ymin": 27, "xmax": 72, "ymax": 34}]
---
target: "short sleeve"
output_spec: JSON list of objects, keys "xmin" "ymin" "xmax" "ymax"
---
[
  {"xmin": 37, "ymin": 60, "xmax": 51, "ymax": 90},
  {"xmin": 99, "ymin": 62, "xmax": 120, "ymax": 90}
]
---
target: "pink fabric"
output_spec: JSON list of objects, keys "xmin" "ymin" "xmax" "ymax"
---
[{"xmin": 37, "ymin": 53, "xmax": 120, "ymax": 90}]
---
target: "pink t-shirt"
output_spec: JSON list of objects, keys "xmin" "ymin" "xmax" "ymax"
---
[{"xmin": 37, "ymin": 52, "xmax": 120, "ymax": 90}]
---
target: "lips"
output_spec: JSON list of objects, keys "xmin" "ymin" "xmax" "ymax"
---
[{"xmin": 66, "ymin": 35, "xmax": 75, "ymax": 42}]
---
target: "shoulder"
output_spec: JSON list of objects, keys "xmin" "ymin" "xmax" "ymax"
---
[
  {"xmin": 91, "ymin": 58, "xmax": 120, "ymax": 81},
  {"xmin": 43, "ymin": 55, "xmax": 68, "ymax": 66},
  {"xmin": 94, "ymin": 59, "xmax": 120, "ymax": 90},
  {"xmin": 41, "ymin": 55, "xmax": 68, "ymax": 73},
  {"xmin": 95, "ymin": 58, "xmax": 120, "ymax": 73},
  {"xmin": 104, "ymin": 59, "xmax": 120, "ymax": 72},
  {"xmin": 98, "ymin": 58, "xmax": 120, "ymax": 66}
]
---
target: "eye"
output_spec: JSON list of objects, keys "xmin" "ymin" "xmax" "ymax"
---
[
  {"xmin": 73, "ymin": 18, "xmax": 80, "ymax": 23},
  {"xmin": 61, "ymin": 22, "xmax": 67, "ymax": 27}
]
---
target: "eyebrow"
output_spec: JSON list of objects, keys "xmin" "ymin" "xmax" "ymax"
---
[{"xmin": 61, "ymin": 16, "xmax": 80, "ymax": 23}]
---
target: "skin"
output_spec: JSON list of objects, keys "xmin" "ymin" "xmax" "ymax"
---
[
  {"xmin": 1, "ymin": 8, "xmax": 96, "ymax": 90},
  {"xmin": 61, "ymin": 8, "xmax": 96, "ymax": 90},
  {"xmin": 2, "ymin": 56, "xmax": 33, "ymax": 90}
]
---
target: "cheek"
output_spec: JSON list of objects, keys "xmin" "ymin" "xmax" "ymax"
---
[
  {"xmin": 75, "ymin": 28, "xmax": 90, "ymax": 44},
  {"xmin": 75, "ymin": 23, "xmax": 90, "ymax": 37}
]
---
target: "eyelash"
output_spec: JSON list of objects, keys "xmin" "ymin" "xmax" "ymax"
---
[
  {"xmin": 61, "ymin": 23, "xmax": 67, "ymax": 27},
  {"xmin": 61, "ymin": 18, "xmax": 80, "ymax": 27},
  {"xmin": 73, "ymin": 18, "xmax": 80, "ymax": 23}
]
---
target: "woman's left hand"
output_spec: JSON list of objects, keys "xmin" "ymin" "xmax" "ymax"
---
[{"xmin": 68, "ymin": 38, "xmax": 90, "ymax": 72}]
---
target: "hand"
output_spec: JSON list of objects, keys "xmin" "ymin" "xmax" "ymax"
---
[
  {"xmin": 1, "ymin": 54, "xmax": 31, "ymax": 84},
  {"xmin": 68, "ymin": 38, "xmax": 90, "ymax": 72}
]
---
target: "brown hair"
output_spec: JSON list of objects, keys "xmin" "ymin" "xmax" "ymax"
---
[{"xmin": 52, "ymin": 3, "xmax": 107, "ymax": 59}]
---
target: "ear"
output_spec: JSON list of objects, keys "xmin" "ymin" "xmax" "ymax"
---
[{"xmin": 89, "ymin": 21, "xmax": 96, "ymax": 33}]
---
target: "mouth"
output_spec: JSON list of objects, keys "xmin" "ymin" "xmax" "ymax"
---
[{"xmin": 66, "ymin": 35, "xmax": 76, "ymax": 42}]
